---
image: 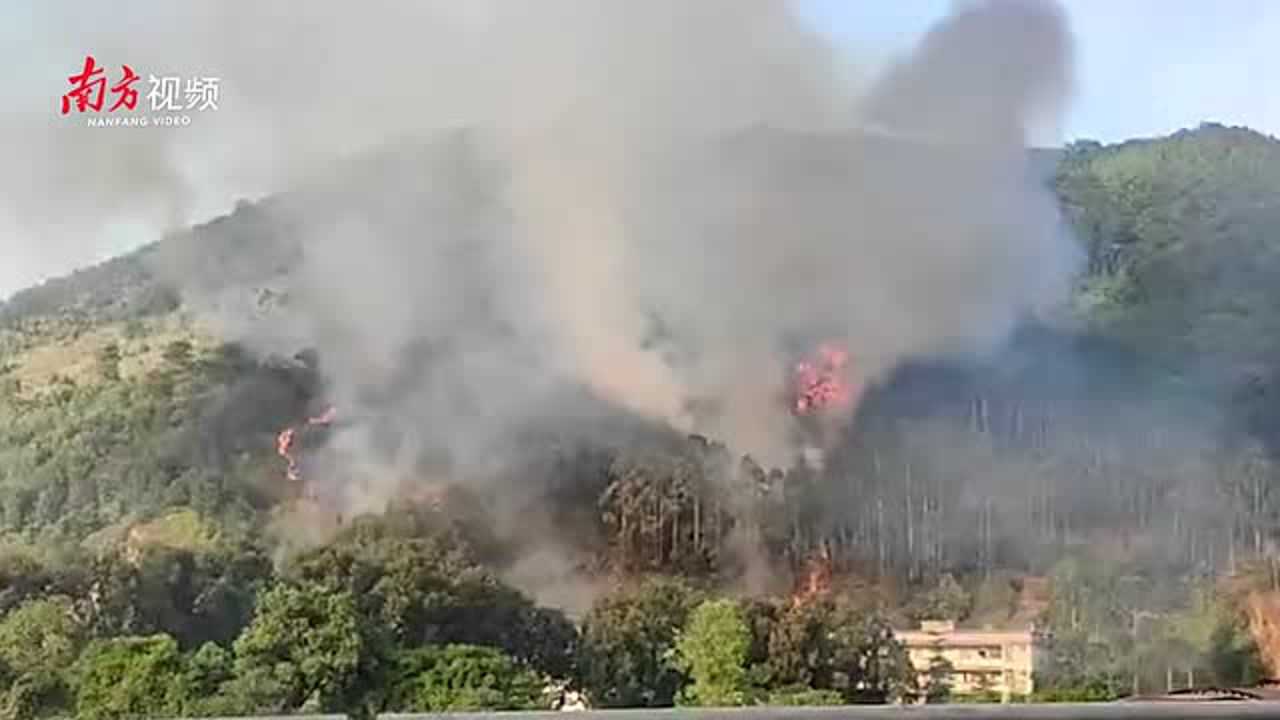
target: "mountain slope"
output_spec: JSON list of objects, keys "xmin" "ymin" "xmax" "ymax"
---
[{"xmin": 0, "ymin": 125, "xmax": 1278, "ymax": 589}]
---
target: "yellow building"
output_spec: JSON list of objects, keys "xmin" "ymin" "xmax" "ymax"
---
[{"xmin": 895, "ymin": 620, "xmax": 1046, "ymax": 701}]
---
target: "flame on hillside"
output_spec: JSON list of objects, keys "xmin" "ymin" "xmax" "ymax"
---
[
  {"xmin": 276, "ymin": 405, "xmax": 337, "ymax": 482},
  {"xmin": 792, "ymin": 544, "xmax": 834, "ymax": 607},
  {"xmin": 793, "ymin": 343, "xmax": 855, "ymax": 416},
  {"xmin": 1245, "ymin": 590, "xmax": 1280, "ymax": 677}
]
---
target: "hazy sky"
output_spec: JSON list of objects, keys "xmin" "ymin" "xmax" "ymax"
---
[
  {"xmin": 793, "ymin": 0, "xmax": 1280, "ymax": 142},
  {"xmin": 2, "ymin": 0, "xmax": 1277, "ymax": 298}
]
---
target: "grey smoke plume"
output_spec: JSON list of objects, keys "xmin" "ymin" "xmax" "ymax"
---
[{"xmin": 11, "ymin": 0, "xmax": 1080, "ymax": 515}]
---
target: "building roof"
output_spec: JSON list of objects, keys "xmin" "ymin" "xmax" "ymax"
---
[
  {"xmin": 896, "ymin": 629, "xmax": 1038, "ymax": 646},
  {"xmin": 894, "ymin": 619, "xmax": 1045, "ymax": 648}
]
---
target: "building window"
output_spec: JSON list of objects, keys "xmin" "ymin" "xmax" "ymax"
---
[{"xmin": 977, "ymin": 646, "xmax": 1003, "ymax": 659}]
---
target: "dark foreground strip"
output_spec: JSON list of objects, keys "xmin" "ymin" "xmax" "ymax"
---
[{"xmin": 380, "ymin": 703, "xmax": 1280, "ymax": 720}]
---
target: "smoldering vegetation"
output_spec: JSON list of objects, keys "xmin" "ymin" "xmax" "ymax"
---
[
  {"xmin": 154, "ymin": 0, "xmax": 1078, "ymax": 465},
  {"xmin": 132, "ymin": 0, "xmax": 1250, "ymax": 607},
  {"xmin": 14, "ymin": 0, "xmax": 1267, "ymax": 615}
]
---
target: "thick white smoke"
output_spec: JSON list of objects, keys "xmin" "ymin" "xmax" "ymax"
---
[{"xmin": 8, "ymin": 0, "xmax": 1080, "ymax": 497}]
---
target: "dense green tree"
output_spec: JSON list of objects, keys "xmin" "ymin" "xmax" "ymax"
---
[
  {"xmin": 766, "ymin": 686, "xmax": 844, "ymax": 705},
  {"xmin": 1206, "ymin": 613, "xmax": 1266, "ymax": 686},
  {"xmin": 829, "ymin": 607, "xmax": 914, "ymax": 703},
  {"xmin": 923, "ymin": 653, "xmax": 953, "ymax": 704},
  {"xmin": 0, "ymin": 596, "xmax": 85, "ymax": 678},
  {"xmin": 1034, "ymin": 629, "xmax": 1126, "ymax": 700},
  {"xmin": 675, "ymin": 599, "xmax": 751, "ymax": 706},
  {"xmin": 183, "ymin": 642, "xmax": 235, "ymax": 703},
  {"xmin": 0, "ymin": 596, "xmax": 85, "ymax": 718},
  {"xmin": 2, "ymin": 673, "xmax": 69, "ymax": 720},
  {"xmin": 229, "ymin": 582, "xmax": 377, "ymax": 714},
  {"xmin": 0, "ymin": 550, "xmax": 85, "ymax": 618},
  {"xmin": 71, "ymin": 635, "xmax": 192, "ymax": 720},
  {"xmin": 908, "ymin": 573, "xmax": 972, "ymax": 623},
  {"xmin": 382, "ymin": 644, "xmax": 543, "ymax": 713},
  {"xmin": 286, "ymin": 520, "xmax": 577, "ymax": 679},
  {"xmin": 766, "ymin": 601, "xmax": 837, "ymax": 690},
  {"xmin": 577, "ymin": 578, "xmax": 699, "ymax": 707}
]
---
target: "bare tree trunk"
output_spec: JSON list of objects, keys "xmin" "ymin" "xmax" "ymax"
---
[
  {"xmin": 906, "ymin": 460, "xmax": 916, "ymax": 580},
  {"xmin": 877, "ymin": 496, "xmax": 886, "ymax": 578},
  {"xmin": 711, "ymin": 497, "xmax": 721, "ymax": 565},
  {"xmin": 672, "ymin": 508, "xmax": 680, "ymax": 565},
  {"xmin": 693, "ymin": 497, "xmax": 701, "ymax": 553},
  {"xmin": 983, "ymin": 499, "xmax": 994, "ymax": 578},
  {"xmin": 873, "ymin": 448, "xmax": 883, "ymax": 575},
  {"xmin": 621, "ymin": 511, "xmax": 630, "ymax": 567},
  {"xmin": 1229, "ymin": 520, "xmax": 1238, "ymax": 575}
]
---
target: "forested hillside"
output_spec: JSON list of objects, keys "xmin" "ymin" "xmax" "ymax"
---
[{"xmin": 1, "ymin": 124, "xmax": 1278, "ymax": 715}]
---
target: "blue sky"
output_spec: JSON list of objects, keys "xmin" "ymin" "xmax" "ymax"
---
[{"xmin": 792, "ymin": 0, "xmax": 1280, "ymax": 143}]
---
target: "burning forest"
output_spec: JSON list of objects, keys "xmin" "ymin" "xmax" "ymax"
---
[
  {"xmin": 121, "ymin": 0, "xmax": 1253, "ymax": 629},
  {"xmin": 7, "ymin": 0, "xmax": 1280, "ymax": 712},
  {"xmin": 147, "ymin": 0, "xmax": 1079, "ymax": 504},
  {"xmin": 191, "ymin": 0, "xmax": 1089, "ymax": 598},
  {"xmin": 793, "ymin": 343, "xmax": 855, "ymax": 416},
  {"xmin": 275, "ymin": 405, "xmax": 336, "ymax": 483}
]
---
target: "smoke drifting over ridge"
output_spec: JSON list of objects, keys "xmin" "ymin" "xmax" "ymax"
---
[{"xmin": 12, "ymin": 1, "xmax": 1080, "ymax": 511}]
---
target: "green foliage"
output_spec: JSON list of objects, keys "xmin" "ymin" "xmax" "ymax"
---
[
  {"xmin": 71, "ymin": 635, "xmax": 192, "ymax": 720},
  {"xmin": 1206, "ymin": 611, "xmax": 1266, "ymax": 686},
  {"xmin": 1, "ymin": 673, "xmax": 69, "ymax": 720},
  {"xmin": 1031, "ymin": 681, "xmax": 1119, "ymax": 703},
  {"xmin": 0, "ymin": 507, "xmax": 584, "ymax": 717},
  {"xmin": 0, "ymin": 548, "xmax": 87, "ymax": 620},
  {"xmin": 675, "ymin": 599, "xmax": 751, "ymax": 706},
  {"xmin": 829, "ymin": 608, "xmax": 914, "ymax": 704},
  {"xmin": 766, "ymin": 601, "xmax": 838, "ymax": 690},
  {"xmin": 163, "ymin": 339, "xmax": 194, "ymax": 368},
  {"xmin": 757, "ymin": 600, "xmax": 912, "ymax": 704},
  {"xmin": 908, "ymin": 573, "xmax": 972, "ymax": 623},
  {"xmin": 95, "ymin": 342, "xmax": 121, "ymax": 382},
  {"xmin": 1058, "ymin": 125, "xmax": 1280, "ymax": 369},
  {"xmin": 765, "ymin": 686, "xmax": 843, "ymax": 705},
  {"xmin": 0, "ymin": 334, "xmax": 308, "ymax": 540},
  {"xmin": 229, "ymin": 582, "xmax": 374, "ymax": 714},
  {"xmin": 383, "ymin": 645, "xmax": 543, "ymax": 712},
  {"xmin": 184, "ymin": 642, "xmax": 234, "ymax": 702},
  {"xmin": 953, "ymin": 690, "xmax": 1006, "ymax": 704},
  {"xmin": 1040, "ymin": 557, "xmax": 1271, "ymax": 697},
  {"xmin": 285, "ymin": 516, "xmax": 578, "ymax": 679},
  {"xmin": 577, "ymin": 577, "xmax": 699, "ymax": 707},
  {"xmin": 924, "ymin": 653, "xmax": 953, "ymax": 704},
  {"xmin": 82, "ymin": 541, "xmax": 271, "ymax": 650},
  {"xmin": 0, "ymin": 596, "xmax": 85, "ymax": 678},
  {"xmin": 1034, "ymin": 628, "xmax": 1127, "ymax": 699}
]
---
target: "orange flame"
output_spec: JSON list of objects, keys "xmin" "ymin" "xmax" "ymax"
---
[
  {"xmin": 793, "ymin": 342, "xmax": 853, "ymax": 415},
  {"xmin": 792, "ymin": 545, "xmax": 833, "ymax": 607},
  {"xmin": 276, "ymin": 405, "xmax": 336, "ymax": 482}
]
